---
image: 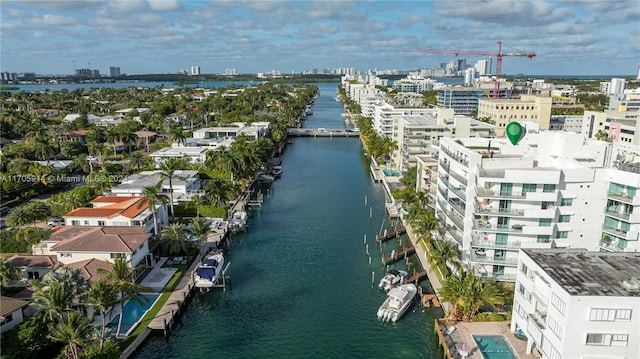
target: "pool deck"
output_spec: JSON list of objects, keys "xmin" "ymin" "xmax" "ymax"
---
[{"xmin": 436, "ymin": 319, "xmax": 539, "ymax": 359}]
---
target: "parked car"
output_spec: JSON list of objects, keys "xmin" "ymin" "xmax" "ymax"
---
[{"xmin": 47, "ymin": 218, "xmax": 65, "ymax": 227}]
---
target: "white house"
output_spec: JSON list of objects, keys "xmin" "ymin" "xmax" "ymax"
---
[
  {"xmin": 6, "ymin": 255, "xmax": 61, "ymax": 284},
  {"xmin": 149, "ymin": 146, "xmax": 209, "ymax": 167},
  {"xmin": 34, "ymin": 226, "xmax": 154, "ymax": 269},
  {"xmin": 511, "ymin": 248, "xmax": 640, "ymax": 359},
  {"xmin": 109, "ymin": 170, "xmax": 202, "ymax": 203},
  {"xmin": 0, "ymin": 296, "xmax": 30, "ymax": 334},
  {"xmin": 63, "ymin": 196, "xmax": 168, "ymax": 234}
]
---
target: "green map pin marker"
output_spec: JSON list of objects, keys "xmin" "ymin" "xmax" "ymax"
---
[{"xmin": 506, "ymin": 122, "xmax": 524, "ymax": 145}]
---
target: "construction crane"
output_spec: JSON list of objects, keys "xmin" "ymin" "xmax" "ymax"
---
[{"xmin": 403, "ymin": 41, "xmax": 536, "ymax": 99}]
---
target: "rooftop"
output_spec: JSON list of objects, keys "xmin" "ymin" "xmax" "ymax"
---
[
  {"xmin": 523, "ymin": 248, "xmax": 640, "ymax": 297},
  {"xmin": 49, "ymin": 226, "xmax": 150, "ymax": 253}
]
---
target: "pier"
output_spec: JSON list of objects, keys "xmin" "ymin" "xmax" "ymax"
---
[
  {"xmin": 375, "ymin": 227, "xmax": 407, "ymax": 242},
  {"xmin": 381, "ymin": 245, "xmax": 416, "ymax": 266},
  {"xmin": 287, "ymin": 128, "xmax": 360, "ymax": 137}
]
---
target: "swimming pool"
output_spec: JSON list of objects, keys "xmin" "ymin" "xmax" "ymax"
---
[
  {"xmin": 382, "ymin": 168, "xmax": 402, "ymax": 176},
  {"xmin": 473, "ymin": 335, "xmax": 517, "ymax": 359},
  {"xmin": 108, "ymin": 293, "xmax": 159, "ymax": 337}
]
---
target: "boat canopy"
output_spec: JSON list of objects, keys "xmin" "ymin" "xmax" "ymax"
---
[{"xmin": 196, "ymin": 267, "xmax": 216, "ymax": 280}]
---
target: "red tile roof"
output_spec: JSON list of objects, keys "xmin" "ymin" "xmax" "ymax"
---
[
  {"xmin": 50, "ymin": 226, "xmax": 150, "ymax": 253},
  {"xmin": 0, "ymin": 296, "xmax": 29, "ymax": 317},
  {"xmin": 7, "ymin": 255, "xmax": 58, "ymax": 268},
  {"xmin": 65, "ymin": 196, "xmax": 148, "ymax": 219},
  {"xmin": 64, "ymin": 258, "xmax": 115, "ymax": 282}
]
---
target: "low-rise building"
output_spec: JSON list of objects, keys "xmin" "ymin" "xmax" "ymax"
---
[
  {"xmin": 0, "ymin": 296, "xmax": 30, "ymax": 333},
  {"xmin": 34, "ymin": 226, "xmax": 154, "ymax": 269},
  {"xmin": 62, "ymin": 196, "xmax": 168, "ymax": 233},
  {"xmin": 149, "ymin": 146, "xmax": 209, "ymax": 167},
  {"xmin": 109, "ymin": 170, "xmax": 202, "ymax": 203},
  {"xmin": 511, "ymin": 248, "xmax": 640, "ymax": 359},
  {"xmin": 477, "ymin": 95, "xmax": 552, "ymax": 137}
]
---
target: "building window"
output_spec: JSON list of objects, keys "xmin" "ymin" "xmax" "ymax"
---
[
  {"xmin": 522, "ymin": 183, "xmax": 537, "ymax": 194},
  {"xmin": 84, "ymin": 220, "xmax": 89, "ymax": 225},
  {"xmin": 537, "ymin": 235, "xmax": 550, "ymax": 243},
  {"xmin": 551, "ymin": 293, "xmax": 566, "ymax": 315},
  {"xmin": 543, "ymin": 184, "xmax": 556, "ymax": 192},
  {"xmin": 556, "ymin": 231, "xmax": 569, "ymax": 238},
  {"xmin": 539, "ymin": 218, "xmax": 552, "ymax": 227},
  {"xmin": 3, "ymin": 313, "xmax": 13, "ymax": 324},
  {"xmin": 612, "ymin": 334, "xmax": 629, "ymax": 346},
  {"xmin": 97, "ymin": 220, "xmax": 106, "ymax": 226},
  {"xmin": 558, "ymin": 215, "xmax": 571, "ymax": 223},
  {"xmin": 616, "ymin": 309, "xmax": 632, "ymax": 321},
  {"xmin": 547, "ymin": 316, "xmax": 562, "ymax": 339},
  {"xmin": 590, "ymin": 308, "xmax": 616, "ymax": 321},
  {"xmin": 71, "ymin": 220, "xmax": 80, "ymax": 225},
  {"xmin": 60, "ymin": 253, "xmax": 72, "ymax": 258},
  {"xmin": 586, "ymin": 334, "xmax": 612, "ymax": 346},
  {"xmin": 560, "ymin": 198, "xmax": 573, "ymax": 206}
]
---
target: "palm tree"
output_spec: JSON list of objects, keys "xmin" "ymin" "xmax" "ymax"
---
[
  {"xmin": 86, "ymin": 279, "xmax": 119, "ymax": 349},
  {"xmin": 0, "ymin": 259, "xmax": 19, "ymax": 288},
  {"xmin": 30, "ymin": 268, "xmax": 88, "ymax": 321},
  {"xmin": 97, "ymin": 257, "xmax": 150, "ymax": 337},
  {"xmin": 158, "ymin": 157, "xmax": 185, "ymax": 221},
  {"xmin": 189, "ymin": 218, "xmax": 210, "ymax": 256},
  {"xmin": 127, "ymin": 150, "xmax": 148, "ymax": 172},
  {"xmin": 188, "ymin": 194, "xmax": 204, "ymax": 220},
  {"xmin": 138, "ymin": 182, "xmax": 164, "ymax": 236},
  {"xmin": 47, "ymin": 311, "xmax": 93, "ymax": 359},
  {"xmin": 105, "ymin": 127, "xmax": 120, "ymax": 159},
  {"xmin": 440, "ymin": 268, "xmax": 503, "ymax": 321},
  {"xmin": 6, "ymin": 206, "xmax": 31, "ymax": 228},
  {"xmin": 595, "ymin": 129, "xmax": 609, "ymax": 141},
  {"xmin": 160, "ymin": 222, "xmax": 191, "ymax": 255}
]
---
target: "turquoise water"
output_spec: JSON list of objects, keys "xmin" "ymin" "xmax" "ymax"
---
[
  {"xmin": 382, "ymin": 168, "xmax": 402, "ymax": 176},
  {"xmin": 473, "ymin": 335, "xmax": 516, "ymax": 359},
  {"xmin": 109, "ymin": 293, "xmax": 159, "ymax": 336},
  {"xmin": 131, "ymin": 83, "xmax": 443, "ymax": 359}
]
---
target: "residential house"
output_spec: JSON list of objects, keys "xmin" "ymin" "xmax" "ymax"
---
[
  {"xmin": 33, "ymin": 226, "xmax": 154, "ymax": 269},
  {"xmin": 0, "ymin": 296, "xmax": 30, "ymax": 333},
  {"xmin": 6, "ymin": 255, "xmax": 61, "ymax": 285},
  {"xmin": 109, "ymin": 170, "xmax": 202, "ymax": 203},
  {"xmin": 149, "ymin": 146, "xmax": 209, "ymax": 167},
  {"xmin": 63, "ymin": 196, "xmax": 168, "ymax": 233}
]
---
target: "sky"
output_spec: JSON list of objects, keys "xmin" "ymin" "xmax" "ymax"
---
[{"xmin": 1, "ymin": 0, "xmax": 639, "ymax": 77}]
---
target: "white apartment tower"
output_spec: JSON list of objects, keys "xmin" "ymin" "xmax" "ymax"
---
[
  {"xmin": 191, "ymin": 66, "xmax": 201, "ymax": 75},
  {"xmin": 434, "ymin": 131, "xmax": 640, "ymax": 281},
  {"xmin": 475, "ymin": 58, "xmax": 492, "ymax": 76},
  {"xmin": 511, "ymin": 248, "xmax": 640, "ymax": 359}
]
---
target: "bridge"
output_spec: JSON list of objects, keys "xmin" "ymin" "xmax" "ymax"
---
[{"xmin": 287, "ymin": 128, "xmax": 360, "ymax": 138}]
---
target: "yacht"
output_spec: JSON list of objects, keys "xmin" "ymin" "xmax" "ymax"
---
[
  {"xmin": 270, "ymin": 165, "xmax": 283, "ymax": 178},
  {"xmin": 194, "ymin": 251, "xmax": 225, "ymax": 288},
  {"xmin": 377, "ymin": 283, "xmax": 417, "ymax": 322}
]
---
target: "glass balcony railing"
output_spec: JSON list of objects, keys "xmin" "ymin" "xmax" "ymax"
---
[
  {"xmin": 472, "ymin": 236, "xmax": 522, "ymax": 249},
  {"xmin": 602, "ymin": 225, "xmax": 628, "ymax": 237},
  {"xmin": 447, "ymin": 211, "xmax": 464, "ymax": 229},
  {"xmin": 474, "ymin": 206, "xmax": 524, "ymax": 216},
  {"xmin": 604, "ymin": 209, "xmax": 631, "ymax": 221},
  {"xmin": 441, "ymin": 146, "xmax": 469, "ymax": 166},
  {"xmin": 607, "ymin": 191, "xmax": 635, "ymax": 204},
  {"xmin": 449, "ymin": 200, "xmax": 466, "ymax": 216},
  {"xmin": 475, "ymin": 187, "xmax": 526, "ymax": 199},
  {"xmin": 474, "ymin": 222, "xmax": 524, "ymax": 233},
  {"xmin": 469, "ymin": 253, "xmax": 518, "ymax": 266},
  {"xmin": 599, "ymin": 240, "xmax": 627, "ymax": 252}
]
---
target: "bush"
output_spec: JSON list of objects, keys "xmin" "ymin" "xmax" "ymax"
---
[
  {"xmin": 0, "ymin": 228, "xmax": 51, "ymax": 253},
  {"xmin": 1, "ymin": 315, "xmax": 61, "ymax": 359},
  {"xmin": 199, "ymin": 204, "xmax": 228, "ymax": 218},
  {"xmin": 473, "ymin": 312, "xmax": 510, "ymax": 322},
  {"xmin": 79, "ymin": 340, "xmax": 121, "ymax": 359}
]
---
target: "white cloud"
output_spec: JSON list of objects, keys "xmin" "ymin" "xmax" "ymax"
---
[{"xmin": 147, "ymin": 0, "xmax": 182, "ymax": 11}]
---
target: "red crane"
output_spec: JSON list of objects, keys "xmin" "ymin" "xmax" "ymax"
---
[{"xmin": 403, "ymin": 41, "xmax": 536, "ymax": 99}]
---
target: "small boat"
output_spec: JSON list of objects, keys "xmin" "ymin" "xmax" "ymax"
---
[
  {"xmin": 377, "ymin": 283, "xmax": 417, "ymax": 322},
  {"xmin": 230, "ymin": 210, "xmax": 248, "ymax": 232},
  {"xmin": 378, "ymin": 269, "xmax": 408, "ymax": 291},
  {"xmin": 194, "ymin": 251, "xmax": 225, "ymax": 288},
  {"xmin": 258, "ymin": 174, "xmax": 275, "ymax": 183},
  {"xmin": 286, "ymin": 140, "xmax": 294, "ymax": 145},
  {"xmin": 270, "ymin": 165, "xmax": 283, "ymax": 177}
]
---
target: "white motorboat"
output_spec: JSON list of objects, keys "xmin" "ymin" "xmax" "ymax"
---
[
  {"xmin": 230, "ymin": 210, "xmax": 248, "ymax": 232},
  {"xmin": 194, "ymin": 251, "xmax": 225, "ymax": 288},
  {"xmin": 378, "ymin": 269, "xmax": 408, "ymax": 291},
  {"xmin": 377, "ymin": 283, "xmax": 417, "ymax": 322}
]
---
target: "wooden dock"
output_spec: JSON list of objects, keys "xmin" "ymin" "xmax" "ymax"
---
[
  {"xmin": 375, "ymin": 227, "xmax": 407, "ymax": 242},
  {"xmin": 421, "ymin": 294, "xmax": 441, "ymax": 308},
  {"xmin": 381, "ymin": 245, "xmax": 415, "ymax": 266},
  {"xmin": 404, "ymin": 269, "xmax": 428, "ymax": 284}
]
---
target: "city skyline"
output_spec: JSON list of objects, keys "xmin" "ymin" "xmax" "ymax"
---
[{"xmin": 1, "ymin": 0, "xmax": 639, "ymax": 76}]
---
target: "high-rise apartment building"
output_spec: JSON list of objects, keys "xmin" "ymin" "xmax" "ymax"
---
[
  {"xmin": 476, "ymin": 95, "xmax": 552, "ymax": 136},
  {"xmin": 191, "ymin": 66, "xmax": 201, "ymax": 75},
  {"xmin": 475, "ymin": 58, "xmax": 492, "ymax": 75},
  {"xmin": 432, "ymin": 132, "xmax": 640, "ymax": 281},
  {"xmin": 107, "ymin": 66, "xmax": 121, "ymax": 77}
]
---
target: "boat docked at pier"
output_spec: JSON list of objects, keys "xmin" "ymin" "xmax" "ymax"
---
[
  {"xmin": 378, "ymin": 269, "xmax": 408, "ymax": 291},
  {"xmin": 270, "ymin": 165, "xmax": 283, "ymax": 178},
  {"xmin": 229, "ymin": 210, "xmax": 248, "ymax": 232},
  {"xmin": 377, "ymin": 283, "xmax": 417, "ymax": 322},
  {"xmin": 194, "ymin": 251, "xmax": 225, "ymax": 288}
]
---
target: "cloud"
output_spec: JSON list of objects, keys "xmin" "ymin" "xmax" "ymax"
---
[{"xmin": 147, "ymin": 0, "xmax": 182, "ymax": 11}]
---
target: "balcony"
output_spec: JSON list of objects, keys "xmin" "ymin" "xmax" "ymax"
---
[
  {"xmin": 528, "ymin": 312, "xmax": 547, "ymax": 330},
  {"xmin": 476, "ymin": 187, "xmax": 526, "ymax": 199},
  {"xmin": 607, "ymin": 191, "xmax": 640, "ymax": 205},
  {"xmin": 605, "ymin": 209, "xmax": 631, "ymax": 221},
  {"xmin": 437, "ymin": 198, "xmax": 448, "ymax": 212},
  {"xmin": 469, "ymin": 253, "xmax": 518, "ymax": 266},
  {"xmin": 472, "ymin": 236, "xmax": 522, "ymax": 250},
  {"xmin": 437, "ymin": 185, "xmax": 448, "ymax": 200},
  {"xmin": 449, "ymin": 200, "xmax": 466, "ymax": 216},
  {"xmin": 439, "ymin": 160, "xmax": 450, "ymax": 172},
  {"xmin": 473, "ymin": 221, "xmax": 524, "ymax": 233},
  {"xmin": 474, "ymin": 205, "xmax": 525, "ymax": 216},
  {"xmin": 441, "ymin": 146, "xmax": 469, "ymax": 166},
  {"xmin": 601, "ymin": 225, "xmax": 638, "ymax": 241},
  {"xmin": 477, "ymin": 272, "xmax": 517, "ymax": 282},
  {"xmin": 449, "ymin": 170, "xmax": 468, "ymax": 185},
  {"xmin": 447, "ymin": 210, "xmax": 465, "ymax": 230},
  {"xmin": 445, "ymin": 226, "xmax": 463, "ymax": 245}
]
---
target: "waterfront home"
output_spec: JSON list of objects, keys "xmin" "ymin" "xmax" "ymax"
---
[
  {"xmin": 149, "ymin": 146, "xmax": 209, "ymax": 167},
  {"xmin": 109, "ymin": 170, "xmax": 202, "ymax": 203},
  {"xmin": 191, "ymin": 121, "xmax": 271, "ymax": 142},
  {"xmin": 0, "ymin": 296, "xmax": 30, "ymax": 334},
  {"xmin": 5, "ymin": 255, "xmax": 61, "ymax": 285},
  {"xmin": 63, "ymin": 258, "xmax": 118, "ymax": 283},
  {"xmin": 62, "ymin": 195, "xmax": 168, "ymax": 233},
  {"xmin": 32, "ymin": 226, "xmax": 154, "ymax": 269}
]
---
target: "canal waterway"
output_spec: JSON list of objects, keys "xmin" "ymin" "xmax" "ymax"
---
[{"xmin": 132, "ymin": 82, "xmax": 443, "ymax": 359}]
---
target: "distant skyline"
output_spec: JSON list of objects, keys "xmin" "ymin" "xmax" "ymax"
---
[{"xmin": 1, "ymin": 0, "xmax": 639, "ymax": 77}]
